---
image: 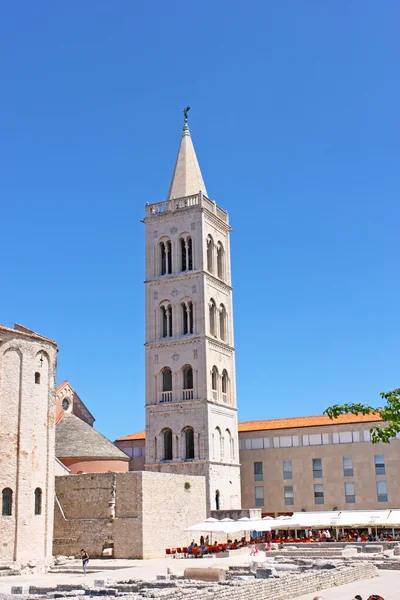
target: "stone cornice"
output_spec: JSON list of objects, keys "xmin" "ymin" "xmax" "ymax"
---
[
  {"xmin": 206, "ymin": 336, "xmax": 235, "ymax": 353},
  {"xmin": 202, "ymin": 208, "xmax": 232, "ymax": 232},
  {"xmin": 146, "ymin": 270, "xmax": 233, "ymax": 291},
  {"xmin": 145, "ymin": 335, "xmax": 202, "ymax": 349},
  {"xmin": 143, "ymin": 205, "xmax": 202, "ymax": 225}
]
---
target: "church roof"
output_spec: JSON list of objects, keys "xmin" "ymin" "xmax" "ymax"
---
[
  {"xmin": 56, "ymin": 412, "xmax": 130, "ymax": 460},
  {"xmin": 0, "ymin": 323, "xmax": 57, "ymax": 346},
  {"xmin": 115, "ymin": 413, "xmax": 382, "ymax": 441},
  {"xmin": 166, "ymin": 123, "xmax": 208, "ymax": 200}
]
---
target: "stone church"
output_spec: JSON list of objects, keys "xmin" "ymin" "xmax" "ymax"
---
[{"xmin": 143, "ymin": 114, "xmax": 241, "ymax": 513}]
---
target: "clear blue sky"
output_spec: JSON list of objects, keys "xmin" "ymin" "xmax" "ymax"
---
[{"xmin": 1, "ymin": 2, "xmax": 399, "ymax": 441}]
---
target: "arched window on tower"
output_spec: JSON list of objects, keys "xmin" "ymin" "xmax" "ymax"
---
[
  {"xmin": 184, "ymin": 427, "xmax": 195, "ymax": 460},
  {"xmin": 182, "ymin": 301, "xmax": 193, "ymax": 335},
  {"xmin": 34, "ymin": 488, "xmax": 42, "ymax": 515},
  {"xmin": 209, "ymin": 299, "xmax": 216, "ymax": 337},
  {"xmin": 161, "ymin": 304, "xmax": 173, "ymax": 338},
  {"xmin": 180, "ymin": 236, "xmax": 193, "ymax": 272},
  {"xmin": 222, "ymin": 370, "xmax": 229, "ymax": 403},
  {"xmin": 217, "ymin": 242, "xmax": 224, "ymax": 280},
  {"xmin": 219, "ymin": 304, "xmax": 226, "ymax": 341},
  {"xmin": 35, "ymin": 372, "xmax": 40, "ymax": 384},
  {"xmin": 2, "ymin": 488, "xmax": 12, "ymax": 516},
  {"xmin": 161, "ymin": 367, "xmax": 172, "ymax": 402},
  {"xmin": 207, "ymin": 236, "xmax": 214, "ymax": 273},
  {"xmin": 212, "ymin": 366, "xmax": 218, "ymax": 401},
  {"xmin": 187, "ymin": 237, "xmax": 193, "ymax": 270},
  {"xmin": 180, "ymin": 238, "xmax": 186, "ymax": 271},
  {"xmin": 160, "ymin": 240, "xmax": 172, "ymax": 275},
  {"xmin": 163, "ymin": 429, "xmax": 173, "ymax": 461},
  {"xmin": 182, "ymin": 365, "xmax": 193, "ymax": 400}
]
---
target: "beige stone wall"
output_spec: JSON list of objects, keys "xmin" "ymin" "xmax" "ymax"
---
[
  {"xmin": 0, "ymin": 327, "xmax": 57, "ymax": 564},
  {"xmin": 54, "ymin": 471, "xmax": 206, "ymax": 559},
  {"xmin": 239, "ymin": 421, "xmax": 400, "ymax": 513},
  {"xmin": 114, "ymin": 439, "xmax": 145, "ymax": 472}
]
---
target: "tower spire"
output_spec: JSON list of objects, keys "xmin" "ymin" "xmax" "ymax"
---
[{"xmin": 166, "ymin": 108, "xmax": 208, "ymax": 200}]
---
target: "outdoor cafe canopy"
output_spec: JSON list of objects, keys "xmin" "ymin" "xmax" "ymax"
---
[{"xmin": 185, "ymin": 510, "xmax": 400, "ymax": 535}]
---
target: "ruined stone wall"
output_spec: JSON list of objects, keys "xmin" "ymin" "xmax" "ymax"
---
[
  {"xmin": 54, "ymin": 471, "xmax": 206, "ymax": 559},
  {"xmin": 0, "ymin": 327, "xmax": 57, "ymax": 565}
]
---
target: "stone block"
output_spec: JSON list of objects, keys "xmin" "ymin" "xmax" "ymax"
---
[
  {"xmin": 11, "ymin": 586, "xmax": 29, "ymax": 595},
  {"xmin": 93, "ymin": 581, "xmax": 106, "ymax": 588},
  {"xmin": 255, "ymin": 567, "xmax": 279, "ymax": 578},
  {"xmin": 341, "ymin": 547, "xmax": 359, "ymax": 556},
  {"xmin": 184, "ymin": 568, "xmax": 226, "ymax": 582},
  {"xmin": 363, "ymin": 544, "xmax": 383, "ymax": 553}
]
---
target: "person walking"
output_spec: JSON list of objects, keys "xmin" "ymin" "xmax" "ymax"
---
[{"xmin": 80, "ymin": 549, "xmax": 89, "ymax": 575}]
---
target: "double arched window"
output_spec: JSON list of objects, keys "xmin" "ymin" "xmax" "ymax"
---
[
  {"xmin": 161, "ymin": 368, "xmax": 172, "ymax": 402},
  {"xmin": 160, "ymin": 239, "xmax": 172, "ymax": 275},
  {"xmin": 211, "ymin": 367, "xmax": 230, "ymax": 403},
  {"xmin": 2, "ymin": 488, "xmax": 12, "ymax": 516},
  {"xmin": 160, "ymin": 303, "xmax": 173, "ymax": 338},
  {"xmin": 206, "ymin": 236, "xmax": 225, "ymax": 281},
  {"xmin": 180, "ymin": 236, "xmax": 193, "ymax": 271}
]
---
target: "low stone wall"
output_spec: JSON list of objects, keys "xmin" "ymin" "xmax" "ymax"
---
[{"xmin": 281, "ymin": 541, "xmax": 398, "ymax": 550}]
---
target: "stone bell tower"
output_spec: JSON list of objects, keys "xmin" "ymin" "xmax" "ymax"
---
[{"xmin": 143, "ymin": 111, "xmax": 241, "ymax": 513}]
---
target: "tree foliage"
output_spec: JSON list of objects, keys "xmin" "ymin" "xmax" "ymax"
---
[{"xmin": 324, "ymin": 388, "xmax": 400, "ymax": 444}]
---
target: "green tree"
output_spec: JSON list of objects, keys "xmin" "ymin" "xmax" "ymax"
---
[{"xmin": 324, "ymin": 388, "xmax": 400, "ymax": 444}]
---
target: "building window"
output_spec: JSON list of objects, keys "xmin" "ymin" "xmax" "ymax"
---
[
  {"xmin": 182, "ymin": 365, "xmax": 193, "ymax": 400},
  {"xmin": 2, "ymin": 488, "xmax": 12, "ymax": 516},
  {"xmin": 254, "ymin": 461, "xmax": 263, "ymax": 482},
  {"xmin": 161, "ymin": 368, "xmax": 172, "ymax": 402},
  {"xmin": 209, "ymin": 299, "xmax": 216, "ymax": 337},
  {"xmin": 377, "ymin": 481, "xmax": 388, "ymax": 503},
  {"xmin": 182, "ymin": 301, "xmax": 193, "ymax": 335},
  {"xmin": 62, "ymin": 398, "xmax": 70, "ymax": 411},
  {"xmin": 207, "ymin": 236, "xmax": 214, "ymax": 273},
  {"xmin": 219, "ymin": 304, "xmax": 226, "ymax": 341},
  {"xmin": 221, "ymin": 370, "xmax": 228, "ymax": 402},
  {"xmin": 283, "ymin": 460, "xmax": 292, "ymax": 480},
  {"xmin": 212, "ymin": 366, "xmax": 218, "ymax": 401},
  {"xmin": 184, "ymin": 427, "xmax": 195, "ymax": 460},
  {"xmin": 314, "ymin": 484, "xmax": 324, "ymax": 505},
  {"xmin": 217, "ymin": 242, "xmax": 224, "ymax": 280},
  {"xmin": 160, "ymin": 240, "xmax": 172, "ymax": 275},
  {"xmin": 161, "ymin": 304, "xmax": 173, "ymax": 338},
  {"xmin": 284, "ymin": 486, "xmax": 294, "ymax": 506},
  {"xmin": 34, "ymin": 488, "xmax": 42, "ymax": 515},
  {"xmin": 180, "ymin": 237, "xmax": 193, "ymax": 271},
  {"xmin": 374, "ymin": 455, "xmax": 386, "ymax": 476},
  {"xmin": 343, "ymin": 456, "xmax": 354, "ymax": 477},
  {"xmin": 163, "ymin": 429, "xmax": 173, "ymax": 461},
  {"xmin": 312, "ymin": 458, "xmax": 323, "ymax": 478},
  {"xmin": 35, "ymin": 372, "xmax": 40, "ymax": 384},
  {"xmin": 255, "ymin": 486, "xmax": 264, "ymax": 507},
  {"xmin": 345, "ymin": 482, "xmax": 355, "ymax": 504},
  {"xmin": 215, "ymin": 489, "xmax": 220, "ymax": 510}
]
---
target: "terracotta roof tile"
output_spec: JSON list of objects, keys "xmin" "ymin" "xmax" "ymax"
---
[
  {"xmin": 115, "ymin": 430, "xmax": 146, "ymax": 441},
  {"xmin": 116, "ymin": 413, "xmax": 382, "ymax": 441},
  {"xmin": 238, "ymin": 413, "xmax": 382, "ymax": 432}
]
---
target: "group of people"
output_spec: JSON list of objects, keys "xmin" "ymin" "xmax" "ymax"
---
[{"xmin": 313, "ymin": 596, "xmax": 384, "ymax": 600}]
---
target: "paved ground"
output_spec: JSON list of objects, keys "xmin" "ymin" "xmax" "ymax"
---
[{"xmin": 0, "ymin": 555, "xmax": 398, "ymax": 599}]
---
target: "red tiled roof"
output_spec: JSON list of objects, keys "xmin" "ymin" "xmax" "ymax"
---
[
  {"xmin": 238, "ymin": 413, "xmax": 382, "ymax": 432},
  {"xmin": 116, "ymin": 413, "xmax": 382, "ymax": 441},
  {"xmin": 116, "ymin": 430, "xmax": 146, "ymax": 441},
  {"xmin": 56, "ymin": 381, "xmax": 68, "ymax": 392}
]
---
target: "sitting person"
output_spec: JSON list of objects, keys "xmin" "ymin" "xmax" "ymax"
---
[
  {"xmin": 200, "ymin": 543, "xmax": 207, "ymax": 555},
  {"xmin": 188, "ymin": 542, "xmax": 194, "ymax": 554}
]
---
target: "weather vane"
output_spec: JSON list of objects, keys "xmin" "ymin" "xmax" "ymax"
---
[{"xmin": 182, "ymin": 106, "xmax": 190, "ymax": 124}]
